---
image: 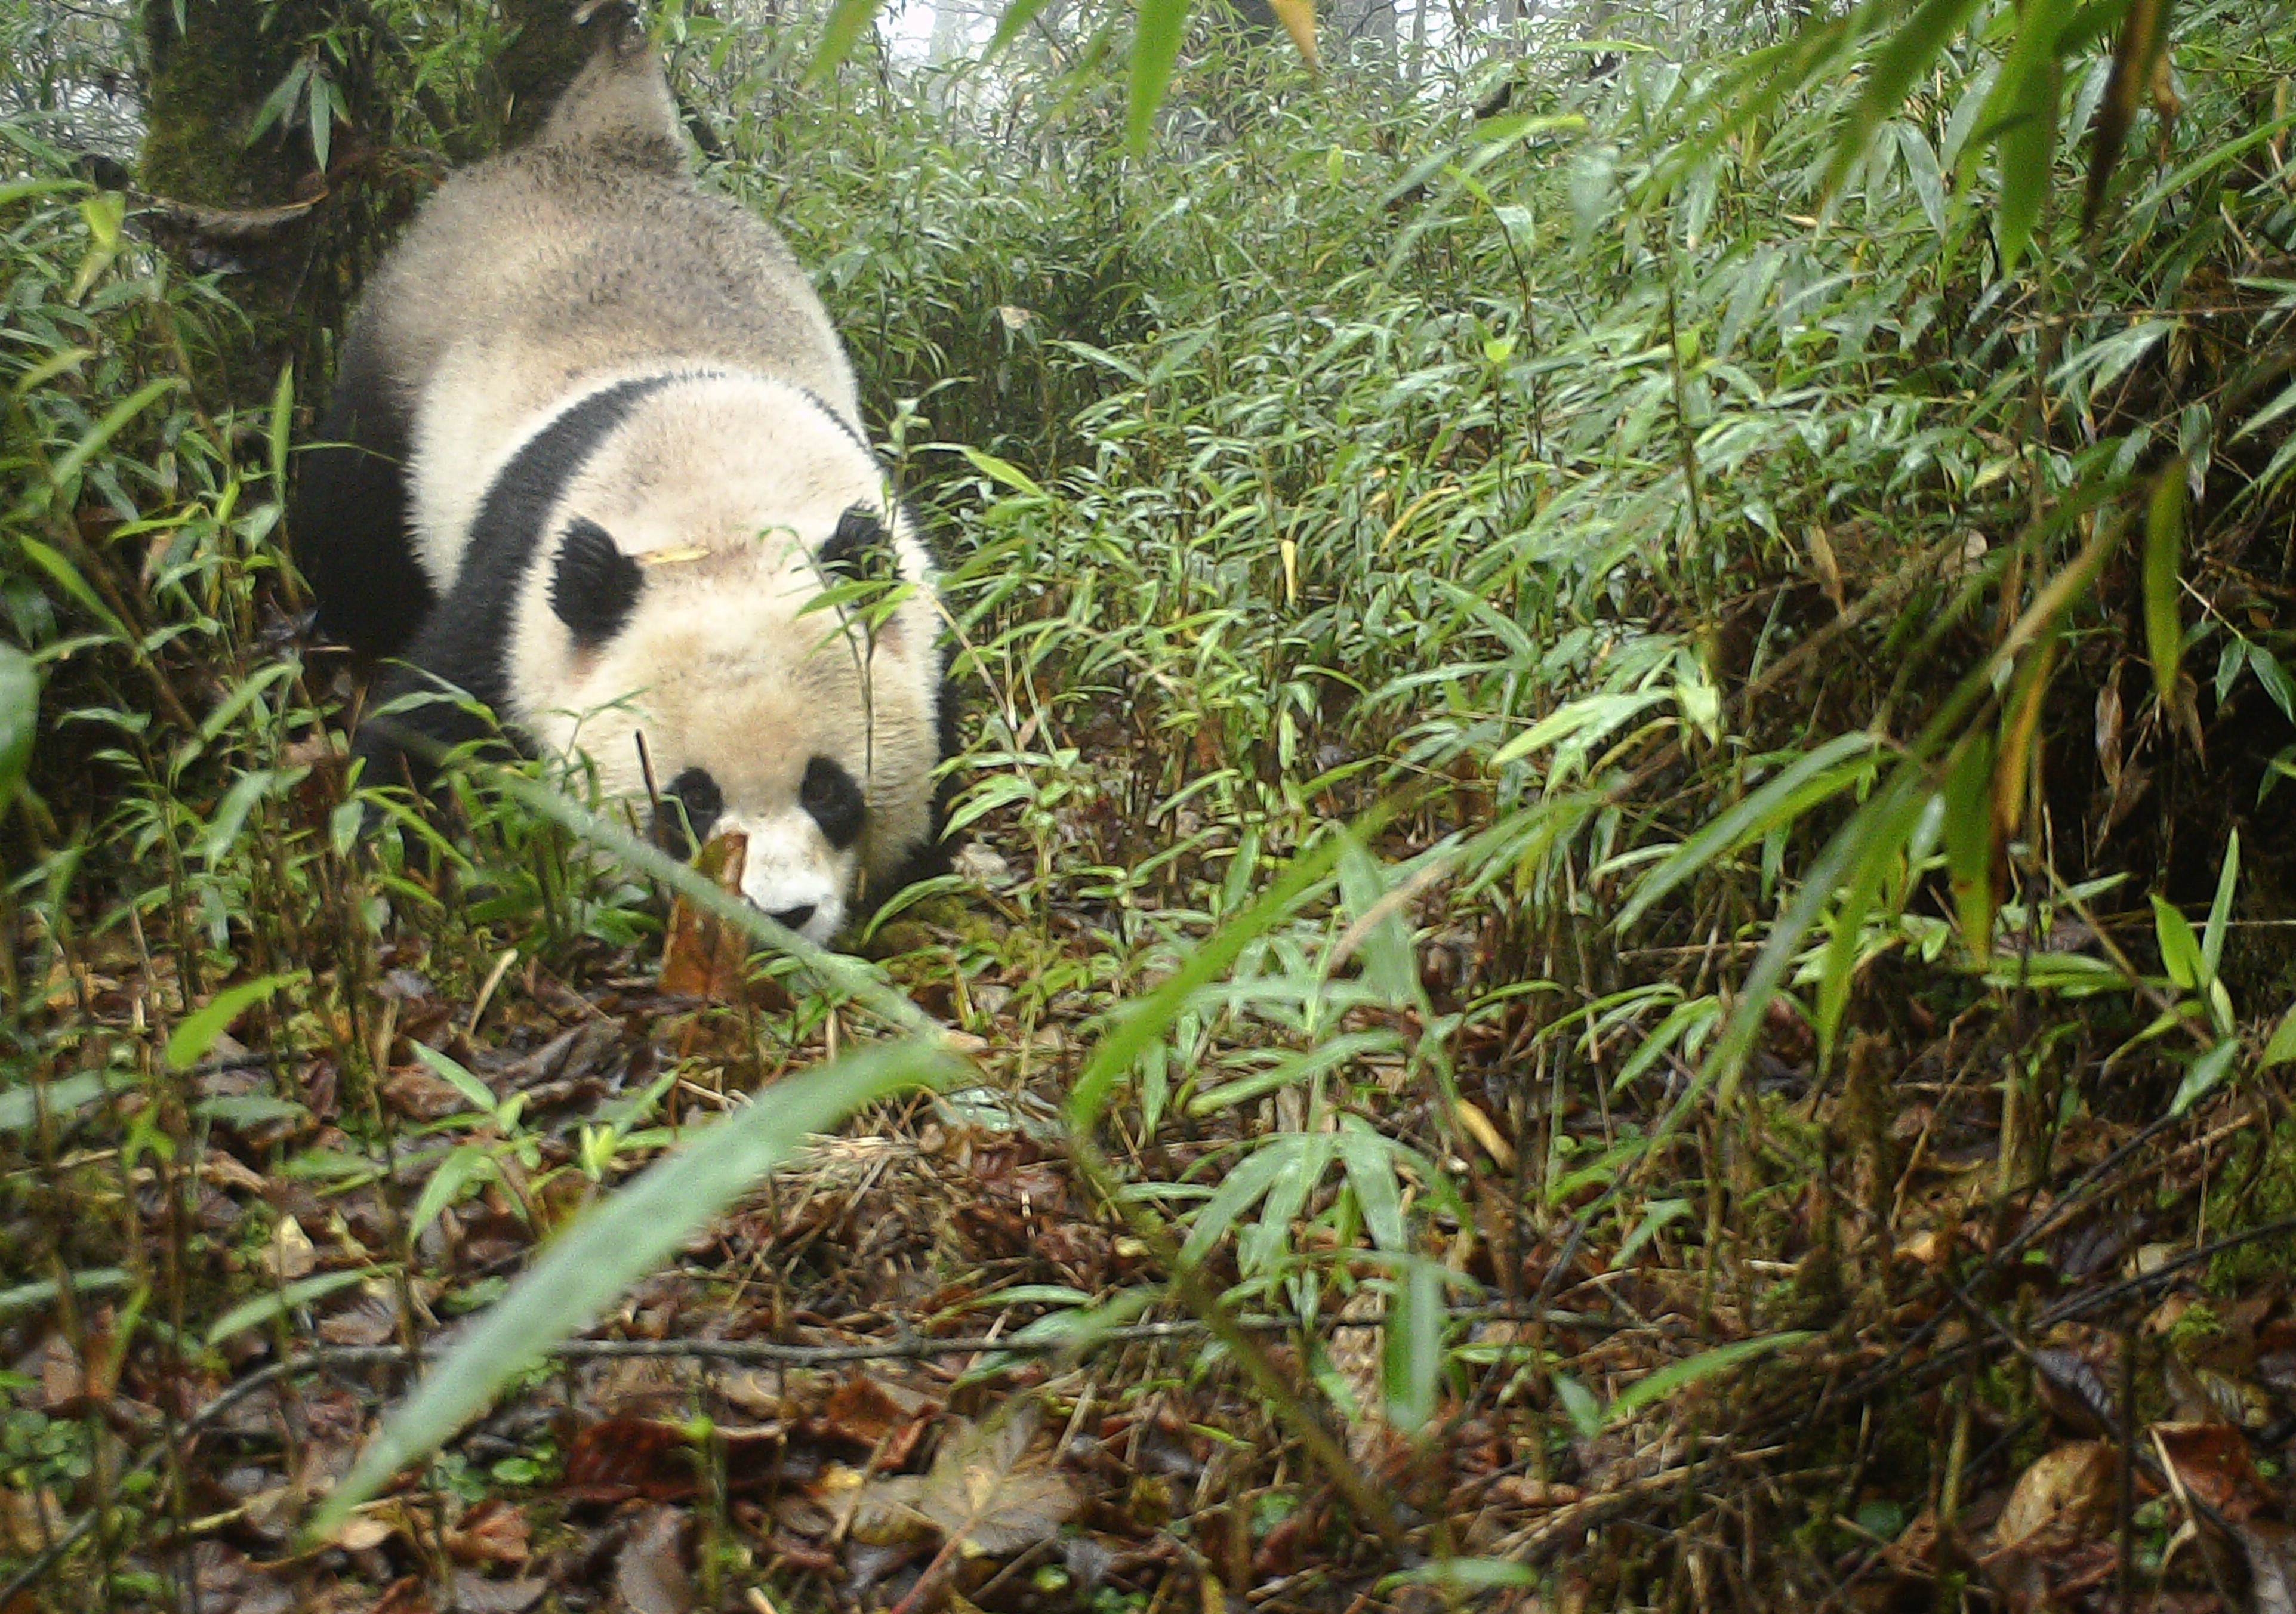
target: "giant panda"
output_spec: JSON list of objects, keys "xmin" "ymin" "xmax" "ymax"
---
[{"xmin": 289, "ymin": 14, "xmax": 951, "ymax": 945}]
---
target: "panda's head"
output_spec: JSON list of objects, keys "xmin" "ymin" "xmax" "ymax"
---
[{"xmin": 506, "ymin": 375, "xmax": 942, "ymax": 945}]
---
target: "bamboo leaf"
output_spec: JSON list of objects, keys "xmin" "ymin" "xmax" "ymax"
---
[
  {"xmin": 1384, "ymin": 1559, "xmax": 1538, "ymax": 1593},
  {"xmin": 246, "ymin": 56, "xmax": 310, "ymax": 147},
  {"xmin": 198, "ymin": 769, "xmax": 278, "ymax": 865},
  {"xmin": 1824, "ymin": 0, "xmax": 1986, "ymax": 200},
  {"xmin": 16, "ymin": 538, "xmax": 125, "ymax": 634},
  {"xmin": 1266, "ymin": 0, "xmax": 1318, "ymax": 72},
  {"xmin": 1187, "ymin": 1030, "xmax": 1394, "ymax": 1115},
  {"xmin": 0, "ymin": 179, "xmax": 87, "ymax": 208},
  {"xmin": 1894, "ymin": 122, "xmax": 1948, "ymax": 234},
  {"xmin": 2202, "ymin": 828, "xmax": 2238, "ymax": 977},
  {"xmin": 207, "ymin": 1270, "xmax": 370, "ymax": 1347},
  {"xmin": 2261, "ymin": 1004, "xmax": 2296, "ymax": 1071},
  {"xmin": 2143, "ymin": 458, "xmax": 2186, "ymax": 708},
  {"xmin": 167, "ymin": 972, "xmax": 304, "ymax": 1072},
  {"xmin": 1981, "ymin": 0, "xmax": 2078, "ymax": 273},
  {"xmin": 2168, "ymin": 1038, "xmax": 2238, "ymax": 1120},
  {"xmin": 957, "ymin": 445, "xmax": 1046, "ymax": 499},
  {"xmin": 1334, "ymin": 831, "xmax": 1419, "ymax": 1008},
  {"xmin": 406, "ymin": 1143, "xmax": 498, "ymax": 1245},
  {"xmin": 1609, "ymin": 1331, "xmax": 1814, "ymax": 1425},
  {"xmin": 806, "ymin": 0, "xmax": 887, "ymax": 85},
  {"xmin": 1992, "ymin": 635, "xmax": 2060, "ymax": 842},
  {"xmin": 268, "ymin": 362, "xmax": 295, "ymax": 495},
  {"xmin": 1177, "ymin": 1140, "xmax": 1298, "ymax": 1267},
  {"xmin": 1381, "ymin": 1257, "xmax": 1443, "ymax": 1433},
  {"xmin": 51, "ymin": 377, "xmax": 187, "ymax": 489},
  {"xmin": 310, "ymin": 1041, "xmax": 953, "ymax": 1539},
  {"xmin": 1068, "ymin": 828, "xmax": 1345, "ymax": 1127},
  {"xmin": 67, "ymin": 192, "xmax": 125, "ymax": 301},
  {"xmin": 1127, "ymin": 0, "xmax": 1192, "ymax": 154},
  {"xmin": 1815, "ymin": 773, "xmax": 1930, "ymax": 1060},
  {"xmin": 0, "ymin": 644, "xmax": 35, "ymax": 808},
  {"xmin": 1615, "ymin": 1198, "xmax": 1693, "ymax": 1268},
  {"xmin": 306, "ymin": 72, "xmax": 337, "ymax": 174},
  {"xmin": 2230, "ymin": 377, "xmax": 2296, "ymax": 444},
  {"xmin": 0, "ymin": 1072, "xmax": 109, "ymax": 1134},
  {"xmin": 2149, "ymin": 894, "xmax": 2203, "ymax": 991},
  {"xmin": 1615, "ymin": 733, "xmax": 1879, "ymax": 933},
  {"xmin": 1943, "ymin": 730, "xmax": 1998, "ymax": 962},
  {"xmin": 986, "ymin": 0, "xmax": 1062, "ymax": 56},
  {"xmin": 410, "ymin": 1041, "xmax": 500, "ymax": 1118},
  {"xmin": 1338, "ymin": 1122, "xmax": 1407, "ymax": 1252},
  {"xmin": 1993, "ymin": 78, "xmax": 2059, "ymax": 275},
  {"xmin": 1489, "ymin": 690, "xmax": 1671, "ymax": 770},
  {"xmin": 1551, "ymin": 1372, "xmax": 1602, "ymax": 1439}
]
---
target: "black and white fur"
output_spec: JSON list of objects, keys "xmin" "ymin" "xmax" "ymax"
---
[{"xmin": 291, "ymin": 21, "xmax": 950, "ymax": 943}]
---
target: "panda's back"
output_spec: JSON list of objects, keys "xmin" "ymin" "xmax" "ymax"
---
[{"xmin": 368, "ymin": 134, "xmax": 859, "ymax": 582}]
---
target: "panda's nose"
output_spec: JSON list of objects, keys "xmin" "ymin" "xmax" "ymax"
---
[{"xmin": 770, "ymin": 904, "xmax": 816, "ymax": 936}]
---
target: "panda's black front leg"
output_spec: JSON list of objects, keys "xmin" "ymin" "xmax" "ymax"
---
[
  {"xmin": 350, "ymin": 662, "xmax": 513, "ymax": 804},
  {"xmin": 347, "ymin": 664, "xmax": 532, "ymax": 875},
  {"xmin": 348, "ymin": 582, "xmax": 531, "ymax": 859},
  {"xmin": 289, "ymin": 344, "xmax": 435, "ymax": 661}
]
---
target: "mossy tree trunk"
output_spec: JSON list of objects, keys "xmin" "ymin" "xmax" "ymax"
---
[
  {"xmin": 141, "ymin": 0, "xmax": 345, "ymax": 403},
  {"xmin": 138, "ymin": 0, "xmax": 602, "ymax": 410}
]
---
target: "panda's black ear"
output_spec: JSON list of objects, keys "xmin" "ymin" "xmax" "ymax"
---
[
  {"xmin": 819, "ymin": 504, "xmax": 896, "ymax": 585},
  {"xmin": 551, "ymin": 518, "xmax": 644, "ymax": 647}
]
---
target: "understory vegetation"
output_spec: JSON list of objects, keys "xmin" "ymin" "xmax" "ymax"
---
[{"xmin": 7, "ymin": 1, "xmax": 2296, "ymax": 1607}]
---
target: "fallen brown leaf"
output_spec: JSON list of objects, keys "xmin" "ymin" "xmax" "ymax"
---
[
  {"xmin": 2153, "ymin": 1421, "xmax": 2270, "ymax": 1520},
  {"xmin": 1992, "ymin": 1441, "xmax": 2115, "ymax": 1549},
  {"xmin": 659, "ymin": 831, "xmax": 751, "ymax": 1001},
  {"xmin": 448, "ymin": 1498, "xmax": 532, "ymax": 1567},
  {"xmin": 854, "ymin": 1408, "xmax": 1079, "ymax": 1558},
  {"xmin": 612, "ymin": 1504, "xmax": 692, "ymax": 1614}
]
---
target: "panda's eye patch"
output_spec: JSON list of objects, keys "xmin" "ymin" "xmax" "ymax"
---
[
  {"xmin": 655, "ymin": 767, "xmax": 723, "ymax": 857},
  {"xmin": 820, "ymin": 505, "xmax": 893, "ymax": 585},
  {"xmin": 800, "ymin": 756, "xmax": 865, "ymax": 848},
  {"xmin": 550, "ymin": 517, "xmax": 644, "ymax": 647}
]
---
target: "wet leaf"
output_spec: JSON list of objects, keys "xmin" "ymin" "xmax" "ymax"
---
[
  {"xmin": 167, "ymin": 971, "xmax": 304, "ymax": 1072},
  {"xmin": 0, "ymin": 644, "xmax": 33, "ymax": 808},
  {"xmin": 612, "ymin": 1504, "xmax": 691, "ymax": 1614},
  {"xmin": 2031, "ymin": 1346, "xmax": 2118, "ymax": 1434},
  {"xmin": 1127, "ymin": 0, "xmax": 1191, "ymax": 153},
  {"xmin": 563, "ymin": 1417, "xmax": 697, "ymax": 1500},
  {"xmin": 2144, "ymin": 457, "xmax": 2187, "ymax": 708},
  {"xmin": 2154, "ymin": 1421, "xmax": 2270, "ymax": 1519},
  {"xmin": 1993, "ymin": 1441, "xmax": 2114, "ymax": 1547},
  {"xmin": 862, "ymin": 1409, "xmax": 1078, "ymax": 1558},
  {"xmin": 2238, "ymin": 1520, "xmax": 2296, "ymax": 1614},
  {"xmin": 806, "ymin": 0, "xmax": 886, "ymax": 86},
  {"xmin": 446, "ymin": 1499, "xmax": 532, "ymax": 1567}
]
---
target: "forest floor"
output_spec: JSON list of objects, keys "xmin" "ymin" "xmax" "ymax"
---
[{"xmin": 16, "ymin": 738, "xmax": 2296, "ymax": 1614}]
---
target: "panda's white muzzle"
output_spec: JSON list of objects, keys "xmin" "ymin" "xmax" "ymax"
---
[{"xmin": 723, "ymin": 811, "xmax": 848, "ymax": 945}]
